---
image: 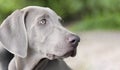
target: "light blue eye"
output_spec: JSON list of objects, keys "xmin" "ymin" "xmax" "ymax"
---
[{"xmin": 39, "ymin": 19, "xmax": 46, "ymax": 24}]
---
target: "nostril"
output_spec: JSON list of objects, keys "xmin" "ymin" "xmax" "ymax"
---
[
  {"xmin": 70, "ymin": 39, "xmax": 77, "ymax": 44},
  {"xmin": 68, "ymin": 35, "xmax": 80, "ymax": 45}
]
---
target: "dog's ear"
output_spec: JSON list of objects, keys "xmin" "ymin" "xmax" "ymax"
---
[{"xmin": 0, "ymin": 10, "xmax": 28, "ymax": 58}]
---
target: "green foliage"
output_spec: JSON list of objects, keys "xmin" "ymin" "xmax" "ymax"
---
[
  {"xmin": 0, "ymin": 0, "xmax": 82, "ymax": 22},
  {"xmin": 0, "ymin": 0, "xmax": 120, "ymax": 30},
  {"xmin": 69, "ymin": 13, "xmax": 120, "ymax": 32},
  {"xmin": 86, "ymin": 0, "xmax": 120, "ymax": 12}
]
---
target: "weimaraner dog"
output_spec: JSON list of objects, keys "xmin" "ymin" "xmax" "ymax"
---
[{"xmin": 0, "ymin": 6, "xmax": 80, "ymax": 70}]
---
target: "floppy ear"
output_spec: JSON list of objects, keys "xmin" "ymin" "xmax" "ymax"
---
[{"xmin": 0, "ymin": 10, "xmax": 28, "ymax": 58}]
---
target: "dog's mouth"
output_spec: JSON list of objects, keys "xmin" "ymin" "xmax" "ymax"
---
[
  {"xmin": 47, "ymin": 49, "xmax": 76, "ymax": 60},
  {"xmin": 63, "ymin": 49, "xmax": 76, "ymax": 57}
]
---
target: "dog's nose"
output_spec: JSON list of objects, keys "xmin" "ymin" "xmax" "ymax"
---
[{"xmin": 68, "ymin": 34, "xmax": 80, "ymax": 48}]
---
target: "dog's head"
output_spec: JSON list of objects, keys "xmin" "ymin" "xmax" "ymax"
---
[{"xmin": 0, "ymin": 6, "xmax": 80, "ymax": 60}]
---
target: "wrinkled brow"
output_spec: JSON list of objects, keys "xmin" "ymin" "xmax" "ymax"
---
[{"xmin": 41, "ymin": 14, "xmax": 50, "ymax": 18}]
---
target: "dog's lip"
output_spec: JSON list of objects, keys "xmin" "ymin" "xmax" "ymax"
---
[
  {"xmin": 63, "ymin": 49, "xmax": 76, "ymax": 57},
  {"xmin": 70, "ymin": 49, "xmax": 76, "ymax": 57},
  {"xmin": 46, "ymin": 49, "xmax": 77, "ymax": 60}
]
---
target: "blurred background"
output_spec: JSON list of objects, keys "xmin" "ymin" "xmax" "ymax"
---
[
  {"xmin": 0, "ymin": 0, "xmax": 120, "ymax": 70},
  {"xmin": 0, "ymin": 0, "xmax": 120, "ymax": 31}
]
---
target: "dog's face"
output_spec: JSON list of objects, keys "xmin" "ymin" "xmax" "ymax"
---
[
  {"xmin": 25, "ymin": 6, "xmax": 80, "ymax": 60},
  {"xmin": 0, "ymin": 6, "xmax": 80, "ymax": 60}
]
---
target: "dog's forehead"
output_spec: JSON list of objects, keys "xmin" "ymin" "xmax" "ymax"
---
[
  {"xmin": 22, "ymin": 6, "xmax": 60, "ymax": 19},
  {"xmin": 22, "ymin": 6, "xmax": 62, "ymax": 29}
]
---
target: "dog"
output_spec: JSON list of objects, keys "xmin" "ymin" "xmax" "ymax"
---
[{"xmin": 0, "ymin": 6, "xmax": 80, "ymax": 70}]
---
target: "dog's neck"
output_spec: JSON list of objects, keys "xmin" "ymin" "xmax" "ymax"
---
[
  {"xmin": 14, "ymin": 57, "xmax": 49, "ymax": 70},
  {"xmin": 13, "ymin": 47, "xmax": 47, "ymax": 70}
]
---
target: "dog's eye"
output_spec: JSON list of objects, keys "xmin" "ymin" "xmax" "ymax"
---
[{"xmin": 38, "ymin": 19, "xmax": 46, "ymax": 24}]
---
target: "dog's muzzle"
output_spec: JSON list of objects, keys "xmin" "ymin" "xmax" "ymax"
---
[{"xmin": 65, "ymin": 34, "xmax": 80, "ymax": 57}]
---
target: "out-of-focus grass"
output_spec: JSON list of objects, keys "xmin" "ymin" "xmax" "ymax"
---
[{"xmin": 68, "ymin": 13, "xmax": 120, "ymax": 32}]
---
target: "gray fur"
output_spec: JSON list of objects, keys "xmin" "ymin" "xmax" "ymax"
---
[{"xmin": 0, "ymin": 6, "xmax": 80, "ymax": 70}]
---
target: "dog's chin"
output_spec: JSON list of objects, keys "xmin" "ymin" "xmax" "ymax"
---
[
  {"xmin": 46, "ymin": 49, "xmax": 76, "ymax": 60},
  {"xmin": 63, "ymin": 49, "xmax": 77, "ymax": 58}
]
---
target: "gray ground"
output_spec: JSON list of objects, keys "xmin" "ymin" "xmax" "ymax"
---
[{"xmin": 65, "ymin": 31, "xmax": 120, "ymax": 70}]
